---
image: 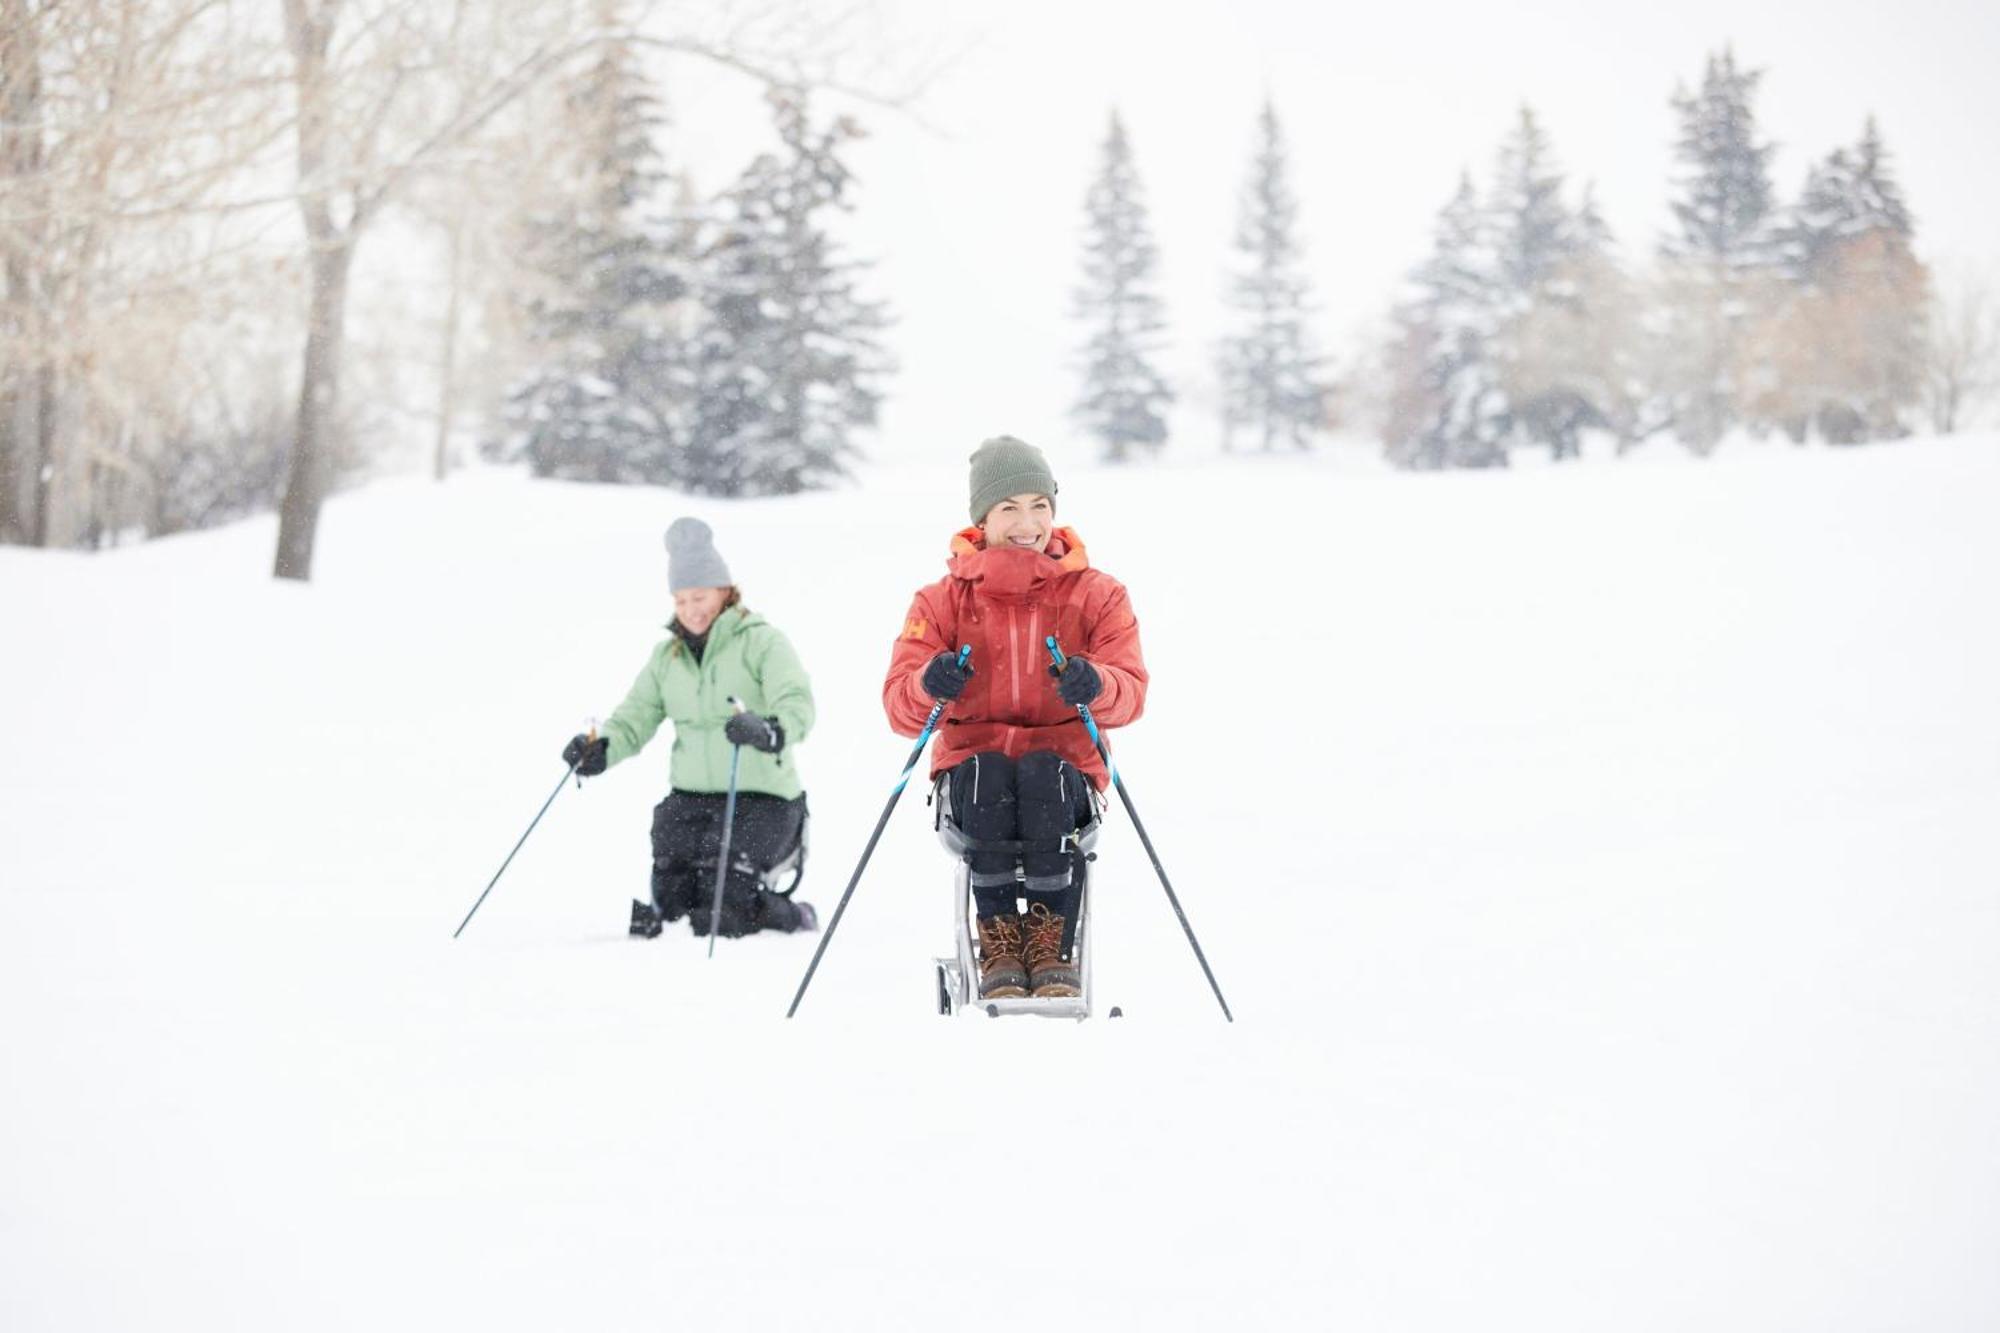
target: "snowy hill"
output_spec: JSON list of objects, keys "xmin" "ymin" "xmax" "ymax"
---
[{"xmin": 4, "ymin": 438, "xmax": 1998, "ymax": 1330}]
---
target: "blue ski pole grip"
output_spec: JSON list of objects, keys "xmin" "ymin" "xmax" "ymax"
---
[
  {"xmin": 893, "ymin": 644, "xmax": 975, "ymax": 797},
  {"xmin": 1045, "ymin": 636, "xmax": 1104, "ymax": 749},
  {"xmin": 923, "ymin": 645, "xmax": 972, "ymax": 729},
  {"xmin": 920, "ymin": 645, "xmax": 972, "ymax": 726}
]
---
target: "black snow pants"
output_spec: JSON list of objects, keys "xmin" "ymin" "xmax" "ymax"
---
[
  {"xmin": 650, "ymin": 790, "xmax": 808, "ymax": 936},
  {"xmin": 945, "ymin": 750, "xmax": 1094, "ymax": 922}
]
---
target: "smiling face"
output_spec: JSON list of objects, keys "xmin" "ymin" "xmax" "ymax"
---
[
  {"xmin": 978, "ymin": 492, "xmax": 1055, "ymax": 553},
  {"xmin": 673, "ymin": 586, "xmax": 730, "ymax": 635}
]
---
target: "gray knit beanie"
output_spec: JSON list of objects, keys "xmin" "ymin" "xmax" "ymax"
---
[
  {"xmin": 664, "ymin": 517, "xmax": 732, "ymax": 592},
  {"xmin": 968, "ymin": 435, "xmax": 1058, "ymax": 524}
]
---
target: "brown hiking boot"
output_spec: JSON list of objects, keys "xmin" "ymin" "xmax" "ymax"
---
[
  {"xmin": 975, "ymin": 913, "xmax": 1029, "ymax": 999},
  {"xmin": 1021, "ymin": 903, "xmax": 1081, "ymax": 998}
]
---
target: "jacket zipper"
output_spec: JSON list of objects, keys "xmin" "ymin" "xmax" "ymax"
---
[
  {"xmin": 1026, "ymin": 604, "xmax": 1042, "ymax": 707},
  {"xmin": 1007, "ymin": 605, "xmax": 1022, "ymax": 715}
]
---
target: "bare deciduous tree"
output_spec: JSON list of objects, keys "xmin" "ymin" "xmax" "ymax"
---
[
  {"xmin": 271, "ymin": 0, "xmax": 586, "ymax": 578},
  {"xmin": 1925, "ymin": 265, "xmax": 2000, "ymax": 434},
  {"xmin": 1, "ymin": 0, "xmax": 287, "ymax": 548},
  {"xmin": 4, "ymin": 0, "xmax": 937, "ymax": 565}
]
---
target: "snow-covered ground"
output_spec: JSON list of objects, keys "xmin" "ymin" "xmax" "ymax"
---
[{"xmin": 3, "ymin": 438, "xmax": 1998, "ymax": 1330}]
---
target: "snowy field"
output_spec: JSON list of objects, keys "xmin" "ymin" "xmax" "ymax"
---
[{"xmin": 3, "ymin": 437, "xmax": 1998, "ymax": 1330}]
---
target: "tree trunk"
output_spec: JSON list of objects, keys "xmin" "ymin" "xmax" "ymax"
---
[
  {"xmin": 27, "ymin": 360, "xmax": 55, "ymax": 545},
  {"xmin": 432, "ymin": 213, "xmax": 464, "ymax": 481},
  {"xmin": 0, "ymin": 0, "xmax": 45, "ymax": 544},
  {"xmin": 0, "ymin": 370, "xmax": 52, "ymax": 546},
  {"xmin": 274, "ymin": 0, "xmax": 346, "ymax": 582},
  {"xmin": 273, "ymin": 239, "xmax": 354, "ymax": 581}
]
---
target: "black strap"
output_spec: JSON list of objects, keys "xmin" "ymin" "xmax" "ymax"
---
[{"xmin": 948, "ymin": 835, "xmax": 1081, "ymax": 855}]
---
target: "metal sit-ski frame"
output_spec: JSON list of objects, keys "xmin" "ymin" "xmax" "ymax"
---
[{"xmin": 929, "ymin": 779, "xmax": 1102, "ymax": 1020}]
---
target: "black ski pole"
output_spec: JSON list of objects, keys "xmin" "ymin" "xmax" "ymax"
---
[
  {"xmin": 1048, "ymin": 636, "xmax": 1233, "ymax": 1021},
  {"xmin": 706, "ymin": 699, "xmax": 748, "ymax": 958},
  {"xmin": 453, "ymin": 761, "xmax": 578, "ymax": 938},
  {"xmin": 786, "ymin": 645, "xmax": 971, "ymax": 1017}
]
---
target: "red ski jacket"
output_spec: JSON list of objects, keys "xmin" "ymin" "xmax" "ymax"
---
[{"xmin": 882, "ymin": 525, "xmax": 1147, "ymax": 790}]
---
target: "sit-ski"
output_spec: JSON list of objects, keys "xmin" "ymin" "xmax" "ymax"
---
[{"xmin": 929, "ymin": 776, "xmax": 1102, "ymax": 1020}]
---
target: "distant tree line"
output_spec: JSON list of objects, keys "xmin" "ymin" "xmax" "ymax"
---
[
  {"xmin": 501, "ymin": 42, "xmax": 888, "ymax": 497},
  {"xmin": 6, "ymin": 18, "xmax": 1998, "ymax": 572},
  {"xmin": 1068, "ymin": 49, "xmax": 1999, "ymax": 466}
]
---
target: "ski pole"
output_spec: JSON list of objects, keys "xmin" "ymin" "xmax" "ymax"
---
[
  {"xmin": 453, "ymin": 760, "xmax": 578, "ymax": 938},
  {"xmin": 706, "ymin": 699, "xmax": 748, "ymax": 957},
  {"xmin": 1047, "ymin": 636, "xmax": 1233, "ymax": 1021},
  {"xmin": 786, "ymin": 644, "xmax": 972, "ymax": 1017}
]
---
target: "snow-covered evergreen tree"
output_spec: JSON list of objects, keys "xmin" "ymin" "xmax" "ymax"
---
[
  {"xmin": 1487, "ymin": 108, "xmax": 1573, "ymax": 297},
  {"xmin": 1384, "ymin": 173, "xmax": 1507, "ymax": 469},
  {"xmin": 1750, "ymin": 117, "xmax": 1927, "ymax": 443},
  {"xmin": 1525, "ymin": 183, "xmax": 1643, "ymax": 453},
  {"xmin": 1653, "ymin": 48, "xmax": 1784, "ymax": 451},
  {"xmin": 1217, "ymin": 100, "xmax": 1327, "ymax": 451},
  {"xmin": 1487, "ymin": 109, "xmax": 1628, "ymax": 460},
  {"xmin": 506, "ymin": 25, "xmax": 691, "ymax": 483},
  {"xmin": 1663, "ymin": 48, "xmax": 1778, "ymax": 268},
  {"xmin": 687, "ymin": 88, "xmax": 890, "ymax": 495},
  {"xmin": 1773, "ymin": 117, "xmax": 1916, "ymax": 286},
  {"xmin": 1071, "ymin": 111, "xmax": 1172, "ymax": 462},
  {"xmin": 1385, "ymin": 111, "xmax": 1632, "ymax": 469}
]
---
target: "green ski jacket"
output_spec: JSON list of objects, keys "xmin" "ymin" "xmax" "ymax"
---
[{"xmin": 600, "ymin": 605, "xmax": 813, "ymax": 799}]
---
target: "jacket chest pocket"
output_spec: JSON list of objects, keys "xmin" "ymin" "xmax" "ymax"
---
[
  {"xmin": 1045, "ymin": 605, "xmax": 1088, "ymax": 663},
  {"xmin": 660, "ymin": 660, "xmax": 704, "ymax": 726}
]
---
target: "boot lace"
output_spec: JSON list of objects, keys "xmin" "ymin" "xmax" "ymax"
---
[
  {"xmin": 1021, "ymin": 903, "xmax": 1067, "ymax": 967},
  {"xmin": 978, "ymin": 915, "xmax": 1022, "ymax": 962}
]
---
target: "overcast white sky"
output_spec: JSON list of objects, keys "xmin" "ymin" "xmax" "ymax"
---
[{"xmin": 658, "ymin": 0, "xmax": 2000, "ymax": 467}]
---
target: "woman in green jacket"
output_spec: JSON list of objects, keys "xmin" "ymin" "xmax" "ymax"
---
[{"xmin": 561, "ymin": 518, "xmax": 818, "ymax": 939}]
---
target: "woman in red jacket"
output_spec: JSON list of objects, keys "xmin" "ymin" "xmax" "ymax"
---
[{"xmin": 882, "ymin": 436, "xmax": 1148, "ymax": 1000}]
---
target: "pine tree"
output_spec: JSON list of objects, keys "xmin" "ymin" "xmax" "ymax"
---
[
  {"xmin": 1384, "ymin": 173, "xmax": 1507, "ymax": 469},
  {"xmin": 1386, "ymin": 112, "xmax": 1633, "ymax": 469},
  {"xmin": 1664, "ymin": 48, "xmax": 1778, "ymax": 267},
  {"xmin": 1774, "ymin": 116, "xmax": 1916, "ymax": 286},
  {"xmin": 1071, "ymin": 111, "xmax": 1172, "ymax": 462},
  {"xmin": 687, "ymin": 88, "xmax": 890, "ymax": 495},
  {"xmin": 1487, "ymin": 108, "xmax": 1573, "ymax": 296},
  {"xmin": 1653, "ymin": 48, "xmax": 1783, "ymax": 451},
  {"xmin": 1218, "ymin": 100, "xmax": 1327, "ymax": 451},
  {"xmin": 1751, "ymin": 117, "xmax": 1927, "ymax": 442},
  {"xmin": 1487, "ymin": 109, "xmax": 1626, "ymax": 460},
  {"xmin": 506, "ymin": 23, "xmax": 691, "ymax": 484}
]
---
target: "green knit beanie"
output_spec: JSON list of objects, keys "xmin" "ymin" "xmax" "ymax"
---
[{"xmin": 968, "ymin": 435, "xmax": 1058, "ymax": 524}]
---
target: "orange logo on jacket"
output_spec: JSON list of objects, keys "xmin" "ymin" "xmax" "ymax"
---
[{"xmin": 903, "ymin": 617, "xmax": 928, "ymax": 640}]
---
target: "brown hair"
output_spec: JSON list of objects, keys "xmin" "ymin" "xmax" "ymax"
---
[{"xmin": 667, "ymin": 587, "xmax": 743, "ymax": 659}]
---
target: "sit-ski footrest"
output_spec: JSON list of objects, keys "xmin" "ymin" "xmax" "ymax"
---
[{"xmin": 978, "ymin": 993, "xmax": 1090, "ymax": 1020}]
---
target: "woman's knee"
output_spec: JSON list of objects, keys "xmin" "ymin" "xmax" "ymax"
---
[
  {"xmin": 651, "ymin": 793, "xmax": 721, "ymax": 861},
  {"xmin": 1015, "ymin": 750, "xmax": 1070, "ymax": 803},
  {"xmin": 950, "ymin": 751, "xmax": 1018, "ymax": 812}
]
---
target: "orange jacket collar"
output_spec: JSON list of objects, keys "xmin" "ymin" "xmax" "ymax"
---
[{"xmin": 947, "ymin": 524, "xmax": 1090, "ymax": 573}]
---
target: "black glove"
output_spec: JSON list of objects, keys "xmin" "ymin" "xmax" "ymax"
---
[
  {"xmin": 724, "ymin": 712, "xmax": 785, "ymax": 754},
  {"xmin": 921, "ymin": 651, "xmax": 973, "ymax": 702},
  {"xmin": 562, "ymin": 733, "xmax": 609, "ymax": 776},
  {"xmin": 1052, "ymin": 655, "xmax": 1102, "ymax": 707}
]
